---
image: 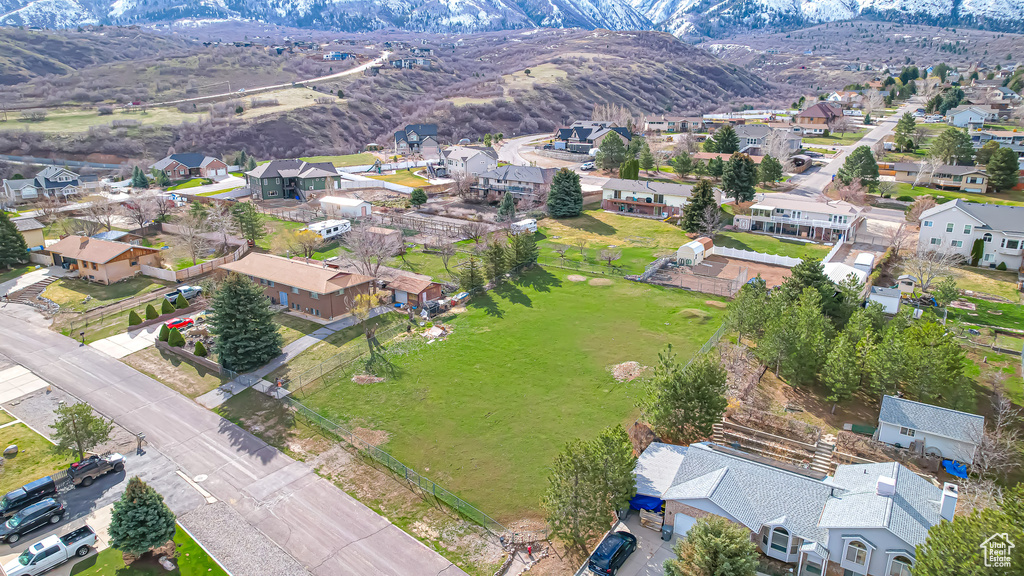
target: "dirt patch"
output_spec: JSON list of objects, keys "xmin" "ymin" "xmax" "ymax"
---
[
  {"xmin": 678, "ymin": 308, "xmax": 712, "ymax": 319},
  {"xmin": 450, "ymin": 306, "xmax": 467, "ymax": 313},
  {"xmin": 123, "ymin": 348, "xmax": 222, "ymax": 398},
  {"xmin": 610, "ymin": 361, "xmax": 649, "ymax": 382},
  {"xmin": 588, "ymin": 278, "xmax": 613, "ymax": 286},
  {"xmin": 352, "ymin": 374, "xmax": 385, "ymax": 384},
  {"xmin": 705, "ymin": 300, "xmax": 728, "ymax": 308},
  {"xmin": 353, "ymin": 427, "xmax": 391, "ymax": 447},
  {"xmin": 567, "ymin": 274, "xmax": 587, "ymax": 282}
]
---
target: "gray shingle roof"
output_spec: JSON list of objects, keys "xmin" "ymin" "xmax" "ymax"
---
[
  {"xmin": 956, "ymin": 200, "xmax": 1024, "ymax": 235},
  {"xmin": 478, "ymin": 165, "xmax": 546, "ymax": 184},
  {"xmin": 11, "ymin": 217, "xmax": 43, "ymax": 231},
  {"xmin": 871, "ymin": 286, "xmax": 901, "ymax": 298},
  {"xmin": 247, "ymin": 160, "xmax": 338, "ymax": 180},
  {"xmin": 603, "ymin": 178, "xmax": 695, "ymax": 198},
  {"xmin": 633, "ymin": 442, "xmax": 688, "ymax": 497},
  {"xmin": 878, "ymin": 395, "xmax": 984, "ymax": 444}
]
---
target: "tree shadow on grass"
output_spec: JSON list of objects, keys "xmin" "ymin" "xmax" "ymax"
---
[
  {"xmin": 514, "ymin": 266, "xmax": 562, "ymax": 293},
  {"xmin": 493, "ymin": 281, "xmax": 532, "ymax": 308},
  {"xmin": 562, "ymin": 213, "xmax": 616, "ymax": 236},
  {"xmin": 467, "ymin": 291, "xmax": 504, "ymax": 318}
]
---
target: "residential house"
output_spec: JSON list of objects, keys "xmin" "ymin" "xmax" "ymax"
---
[
  {"xmin": 2, "ymin": 167, "xmax": 81, "ymax": 205},
  {"xmin": 642, "ymin": 116, "xmax": 704, "ymax": 133},
  {"xmin": 219, "ymin": 253, "xmax": 374, "ymax": 320},
  {"xmin": 394, "ymin": 124, "xmax": 440, "ymax": 156},
  {"xmin": 918, "ymin": 199, "xmax": 1024, "ymax": 270},
  {"xmin": 794, "ymin": 102, "xmax": 842, "ymax": 135},
  {"xmin": 472, "ymin": 166, "xmax": 552, "ymax": 200},
  {"xmin": 635, "ymin": 441, "xmax": 955, "ymax": 576},
  {"xmin": 390, "ymin": 57, "xmax": 432, "ymax": 69},
  {"xmin": 733, "ymin": 193, "xmax": 863, "ymax": 242},
  {"xmin": 47, "ymin": 236, "xmax": 161, "ymax": 284},
  {"xmin": 826, "ymin": 90, "xmax": 864, "ymax": 109},
  {"xmin": 149, "ymin": 153, "xmax": 228, "ymax": 180},
  {"xmin": 12, "ymin": 217, "xmax": 44, "ymax": 251},
  {"xmin": 322, "ymin": 51, "xmax": 351, "ymax": 61},
  {"xmin": 441, "ymin": 146, "xmax": 498, "ymax": 178},
  {"xmin": 600, "ymin": 178, "xmax": 697, "ymax": 218},
  {"xmin": 78, "ymin": 174, "xmax": 104, "ymax": 194},
  {"xmin": 319, "ymin": 196, "xmax": 372, "ymax": 218},
  {"xmin": 880, "ymin": 162, "xmax": 989, "ymax": 193},
  {"xmin": 971, "ymin": 130, "xmax": 1024, "ymax": 168},
  {"xmin": 733, "ymin": 124, "xmax": 802, "ymax": 156},
  {"xmin": 554, "ymin": 121, "xmax": 632, "ymax": 153},
  {"xmin": 245, "ymin": 159, "xmax": 342, "ymax": 201},
  {"xmin": 990, "ymin": 86, "xmax": 1021, "ymax": 101},
  {"xmin": 876, "ymin": 395, "xmax": 984, "ymax": 465},
  {"xmin": 945, "ymin": 105, "xmax": 999, "ymax": 128}
]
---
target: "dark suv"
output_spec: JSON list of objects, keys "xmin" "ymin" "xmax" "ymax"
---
[
  {"xmin": 0, "ymin": 477, "xmax": 58, "ymax": 519},
  {"xmin": 0, "ymin": 499, "xmax": 66, "ymax": 544},
  {"xmin": 588, "ymin": 531, "xmax": 637, "ymax": 575}
]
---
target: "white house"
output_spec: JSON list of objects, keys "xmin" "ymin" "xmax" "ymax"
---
[
  {"xmin": 441, "ymin": 146, "xmax": 498, "ymax": 178},
  {"xmin": 733, "ymin": 193, "xmax": 863, "ymax": 242},
  {"xmin": 635, "ymin": 442, "xmax": 954, "ymax": 576},
  {"xmin": 2, "ymin": 166, "xmax": 81, "ymax": 206},
  {"xmin": 320, "ymin": 196, "xmax": 372, "ymax": 218},
  {"xmin": 676, "ymin": 237, "xmax": 713, "ymax": 266},
  {"xmin": 918, "ymin": 200, "xmax": 1024, "ymax": 270},
  {"xmin": 876, "ymin": 395, "xmax": 984, "ymax": 465},
  {"xmin": 867, "ymin": 286, "xmax": 901, "ymax": 314},
  {"xmin": 600, "ymin": 178, "xmax": 699, "ymax": 219},
  {"xmin": 945, "ymin": 106, "xmax": 988, "ymax": 129}
]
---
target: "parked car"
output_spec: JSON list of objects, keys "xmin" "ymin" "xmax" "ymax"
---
[
  {"xmin": 1, "ymin": 525, "xmax": 96, "ymax": 575},
  {"xmin": 0, "ymin": 500, "xmax": 66, "ymax": 544},
  {"xmin": 164, "ymin": 318, "xmax": 194, "ymax": 330},
  {"xmin": 68, "ymin": 454, "xmax": 125, "ymax": 487},
  {"xmin": 580, "ymin": 162, "xmax": 596, "ymax": 171},
  {"xmin": 0, "ymin": 478, "xmax": 58, "ymax": 520},
  {"xmin": 510, "ymin": 219, "xmax": 538, "ymax": 235},
  {"xmin": 165, "ymin": 286, "xmax": 202, "ymax": 302},
  {"xmin": 588, "ymin": 531, "xmax": 637, "ymax": 574},
  {"xmin": 542, "ymin": 143, "xmax": 554, "ymax": 150}
]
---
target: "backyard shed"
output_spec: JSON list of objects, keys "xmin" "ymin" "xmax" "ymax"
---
[
  {"xmin": 676, "ymin": 237, "xmax": 713, "ymax": 266},
  {"xmin": 853, "ymin": 252, "xmax": 875, "ymax": 273},
  {"xmin": 868, "ymin": 286, "xmax": 902, "ymax": 315},
  {"xmin": 320, "ymin": 196, "xmax": 372, "ymax": 218},
  {"xmin": 897, "ymin": 274, "xmax": 917, "ymax": 294}
]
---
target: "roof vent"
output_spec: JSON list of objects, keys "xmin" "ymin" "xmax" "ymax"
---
[{"xmin": 876, "ymin": 475, "xmax": 896, "ymax": 497}]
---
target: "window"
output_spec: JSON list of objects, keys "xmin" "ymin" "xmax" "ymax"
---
[
  {"xmin": 310, "ymin": 292, "xmax": 319, "ymax": 300},
  {"xmin": 268, "ymin": 281, "xmax": 275, "ymax": 288},
  {"xmin": 770, "ymin": 528, "xmax": 789, "ymax": 552},
  {"xmin": 923, "ymin": 220, "xmax": 933, "ymax": 227},
  {"xmin": 291, "ymin": 286, "xmax": 299, "ymax": 294},
  {"xmin": 984, "ymin": 253, "xmax": 994, "ymax": 262},
  {"xmin": 984, "ymin": 233, "xmax": 993, "ymax": 242},
  {"xmin": 951, "ymin": 240, "xmax": 964, "ymax": 248},
  {"xmin": 804, "ymin": 563, "xmax": 823, "ymax": 576},
  {"xmin": 845, "ymin": 541, "xmax": 868, "ymax": 565},
  {"xmin": 1005, "ymin": 239, "xmax": 1020, "ymax": 250},
  {"xmin": 946, "ymin": 223, "xmax": 955, "ymax": 233},
  {"xmin": 130, "ymin": 260, "xmax": 138, "ymax": 267},
  {"xmin": 761, "ymin": 529, "xmax": 769, "ymax": 546},
  {"xmin": 900, "ymin": 427, "xmax": 916, "ymax": 436},
  {"xmin": 930, "ymin": 238, "xmax": 941, "ymax": 246},
  {"xmin": 889, "ymin": 556, "xmax": 913, "ymax": 576},
  {"xmin": 613, "ymin": 190, "xmax": 621, "ymax": 199},
  {"xmin": 964, "ymin": 225, "xmax": 972, "ymax": 234}
]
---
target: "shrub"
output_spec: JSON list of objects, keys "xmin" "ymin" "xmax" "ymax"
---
[
  {"xmin": 896, "ymin": 195, "xmax": 914, "ymax": 202},
  {"xmin": 97, "ymin": 106, "xmax": 114, "ymax": 116},
  {"xmin": 997, "ymin": 262, "xmax": 1007, "ymax": 271},
  {"xmin": 161, "ymin": 298, "xmax": 175, "ymax": 315},
  {"xmin": 882, "ymin": 193, "xmax": 891, "ymax": 198},
  {"xmin": 167, "ymin": 328, "xmax": 185, "ymax": 347},
  {"xmin": 158, "ymin": 324, "xmax": 169, "ymax": 342},
  {"xmin": 174, "ymin": 293, "xmax": 188, "ymax": 309},
  {"xmin": 128, "ymin": 310, "xmax": 143, "ymax": 326},
  {"xmin": 145, "ymin": 304, "xmax": 158, "ymax": 320},
  {"xmin": 194, "ymin": 341, "xmax": 208, "ymax": 357}
]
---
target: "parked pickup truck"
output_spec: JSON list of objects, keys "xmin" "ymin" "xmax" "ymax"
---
[
  {"xmin": 69, "ymin": 454, "xmax": 125, "ymax": 487},
  {"xmin": 165, "ymin": 285, "xmax": 202, "ymax": 302},
  {"xmin": 1, "ymin": 525, "xmax": 96, "ymax": 576}
]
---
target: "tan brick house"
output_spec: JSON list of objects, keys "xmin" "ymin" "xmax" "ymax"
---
[{"xmin": 47, "ymin": 236, "xmax": 161, "ymax": 284}]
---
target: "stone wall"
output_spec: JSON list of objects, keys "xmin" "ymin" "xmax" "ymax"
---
[{"xmin": 155, "ymin": 340, "xmax": 222, "ymax": 374}]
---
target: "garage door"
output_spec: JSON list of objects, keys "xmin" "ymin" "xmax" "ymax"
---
[
  {"xmin": 216, "ymin": 168, "xmax": 226, "ymax": 176},
  {"xmin": 395, "ymin": 290, "xmax": 408, "ymax": 304},
  {"xmin": 674, "ymin": 513, "xmax": 697, "ymax": 537}
]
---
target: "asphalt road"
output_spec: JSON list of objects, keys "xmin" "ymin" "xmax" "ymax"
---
[{"xmin": 0, "ymin": 311, "xmax": 467, "ymax": 576}]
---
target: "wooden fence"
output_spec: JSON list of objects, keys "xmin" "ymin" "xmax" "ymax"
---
[{"xmin": 142, "ymin": 243, "xmax": 247, "ymax": 282}]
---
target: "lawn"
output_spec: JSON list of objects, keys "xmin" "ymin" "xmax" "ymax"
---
[
  {"xmin": 713, "ymin": 231, "xmax": 833, "ymax": 260},
  {"xmin": 195, "ymin": 186, "xmax": 241, "ymax": 197},
  {"xmin": 946, "ymin": 297, "xmax": 1024, "ymax": 331},
  {"xmin": 368, "ymin": 171, "xmax": 429, "ymax": 187},
  {"xmin": 275, "ymin": 311, "xmax": 325, "ymax": 346},
  {"xmin": 301, "ymin": 267, "xmax": 727, "ymax": 520},
  {"xmin": 0, "ymin": 410, "xmax": 15, "ymax": 426},
  {"xmin": 803, "ymin": 129, "xmax": 868, "ymax": 147},
  {"xmin": 59, "ymin": 293, "xmax": 169, "ymax": 343},
  {"xmin": 0, "ymin": 264, "xmax": 36, "ymax": 284},
  {"xmin": 124, "ymin": 347, "xmax": 227, "ymax": 399},
  {"xmin": 42, "ymin": 277, "xmax": 173, "ymax": 312},
  {"xmin": 952, "ymin": 266, "xmax": 1022, "ymax": 302},
  {"xmin": 255, "ymin": 217, "xmax": 307, "ymax": 252},
  {"xmin": 267, "ymin": 313, "xmax": 402, "ymax": 383},
  {"xmin": 301, "ymin": 153, "xmax": 376, "ymax": 167},
  {"xmin": 0, "ymin": 423, "xmax": 76, "ymax": 493},
  {"xmin": 536, "ymin": 210, "xmax": 685, "ymax": 274},
  {"xmin": 889, "ymin": 182, "xmax": 1024, "ymax": 206},
  {"xmin": 166, "ymin": 179, "xmax": 208, "ymax": 191},
  {"xmin": 70, "ymin": 525, "xmax": 227, "ymax": 576}
]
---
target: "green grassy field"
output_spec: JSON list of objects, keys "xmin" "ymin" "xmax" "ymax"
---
[
  {"xmin": 59, "ymin": 292, "xmax": 170, "ymax": 343},
  {"xmin": 255, "ymin": 218, "xmax": 307, "ymax": 252},
  {"xmin": 952, "ymin": 266, "xmax": 1022, "ymax": 302},
  {"xmin": 0, "ymin": 264, "xmax": 36, "ymax": 284},
  {"xmin": 166, "ymin": 178, "xmax": 208, "ymax": 191},
  {"xmin": 0, "ymin": 423, "xmax": 75, "ymax": 493},
  {"xmin": 301, "ymin": 267, "xmax": 726, "ymax": 520},
  {"xmin": 714, "ymin": 231, "xmax": 833, "ymax": 260},
  {"xmin": 268, "ymin": 314, "xmax": 402, "ymax": 383},
  {"xmin": 42, "ymin": 277, "xmax": 172, "ymax": 312},
  {"xmin": 368, "ymin": 171, "xmax": 429, "ymax": 187},
  {"xmin": 301, "ymin": 153, "xmax": 376, "ymax": 167},
  {"xmin": 889, "ymin": 182, "xmax": 1024, "ymax": 206},
  {"xmin": 70, "ymin": 526, "xmax": 226, "ymax": 576},
  {"xmin": 275, "ymin": 311, "xmax": 325, "ymax": 346},
  {"xmin": 803, "ymin": 129, "xmax": 868, "ymax": 147},
  {"xmin": 536, "ymin": 210, "xmax": 684, "ymax": 274},
  {"xmin": 947, "ymin": 297, "xmax": 1024, "ymax": 331}
]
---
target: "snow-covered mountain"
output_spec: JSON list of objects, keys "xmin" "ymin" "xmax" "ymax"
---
[{"xmin": 0, "ymin": 0, "xmax": 1022, "ymax": 35}]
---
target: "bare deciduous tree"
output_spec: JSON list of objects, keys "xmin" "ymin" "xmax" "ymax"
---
[
  {"xmin": 972, "ymin": 380, "xmax": 1022, "ymax": 481},
  {"xmin": 30, "ymin": 197, "xmax": 65, "ymax": 225},
  {"xmin": 437, "ymin": 240, "xmax": 456, "ymax": 275},
  {"xmin": 906, "ymin": 196, "xmax": 937, "ymax": 224},
  {"xmin": 461, "ymin": 221, "xmax": 487, "ymax": 244},
  {"xmin": 912, "ymin": 126, "xmax": 929, "ymax": 150},
  {"xmin": 451, "ymin": 173, "xmax": 476, "ymax": 199},
  {"xmin": 598, "ymin": 249, "xmax": 622, "ymax": 267},
  {"xmin": 344, "ymin": 221, "xmax": 393, "ymax": 282},
  {"xmin": 121, "ymin": 197, "xmax": 158, "ymax": 236},
  {"xmin": 763, "ymin": 130, "xmax": 796, "ymax": 170},
  {"xmin": 863, "ymin": 89, "xmax": 885, "ymax": 116},
  {"xmin": 571, "ymin": 237, "xmax": 587, "ymax": 257},
  {"xmin": 84, "ymin": 199, "xmax": 120, "ymax": 232},
  {"xmin": 205, "ymin": 203, "xmax": 234, "ymax": 252},
  {"xmin": 175, "ymin": 212, "xmax": 210, "ymax": 266},
  {"xmin": 551, "ymin": 243, "xmax": 569, "ymax": 261},
  {"xmin": 901, "ymin": 248, "xmax": 961, "ymax": 291},
  {"xmin": 828, "ymin": 116, "xmax": 851, "ymax": 136},
  {"xmin": 281, "ymin": 229, "xmax": 324, "ymax": 259},
  {"xmin": 835, "ymin": 182, "xmax": 867, "ymax": 205},
  {"xmin": 881, "ymin": 223, "xmax": 912, "ymax": 258},
  {"xmin": 698, "ymin": 203, "xmax": 722, "ymax": 237}
]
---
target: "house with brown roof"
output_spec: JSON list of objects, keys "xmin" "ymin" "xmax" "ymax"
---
[
  {"xmin": 47, "ymin": 236, "xmax": 161, "ymax": 284},
  {"xmin": 795, "ymin": 102, "xmax": 842, "ymax": 135},
  {"xmin": 219, "ymin": 253, "xmax": 374, "ymax": 320},
  {"xmin": 386, "ymin": 275, "xmax": 442, "ymax": 308}
]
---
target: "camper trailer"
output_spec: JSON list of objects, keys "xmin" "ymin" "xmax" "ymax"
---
[
  {"xmin": 510, "ymin": 219, "xmax": 538, "ymax": 235},
  {"xmin": 306, "ymin": 219, "xmax": 352, "ymax": 240}
]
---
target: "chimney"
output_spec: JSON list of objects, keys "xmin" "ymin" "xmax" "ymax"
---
[
  {"xmin": 875, "ymin": 475, "xmax": 896, "ymax": 497},
  {"xmin": 940, "ymin": 483, "xmax": 958, "ymax": 521}
]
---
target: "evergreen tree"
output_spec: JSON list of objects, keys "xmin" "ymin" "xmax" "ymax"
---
[
  {"xmin": 779, "ymin": 258, "xmax": 839, "ymax": 317},
  {"xmin": 901, "ymin": 321, "xmax": 972, "ymax": 408},
  {"xmin": 722, "ymin": 153, "xmax": 757, "ymax": 203},
  {"xmin": 867, "ymin": 311, "xmax": 912, "ymax": 396},
  {"xmin": 130, "ymin": 166, "xmax": 150, "ymax": 188},
  {"xmin": 619, "ymin": 158, "xmax": 639, "ymax": 179},
  {"xmin": 587, "ymin": 425, "xmax": 637, "ymax": 519},
  {"xmin": 0, "ymin": 211, "xmax": 29, "ymax": 270},
  {"xmin": 194, "ymin": 341, "xmax": 208, "ymax": 357},
  {"xmin": 693, "ymin": 160, "xmax": 708, "ymax": 177},
  {"xmin": 681, "ymin": 179, "xmax": 717, "ymax": 233},
  {"xmin": 245, "ymin": 157, "xmax": 257, "ymax": 171},
  {"xmin": 757, "ymin": 155, "xmax": 783, "ymax": 186},
  {"xmin": 894, "ymin": 112, "xmax": 917, "ymax": 151},
  {"xmin": 231, "ymin": 202, "xmax": 268, "ymax": 246},
  {"xmin": 707, "ymin": 156, "xmax": 725, "ymax": 178},
  {"xmin": 152, "ymin": 169, "xmax": 171, "ymax": 187},
  {"xmin": 145, "ymin": 304, "xmax": 158, "ymax": 320},
  {"xmin": 823, "ymin": 330, "xmax": 861, "ymax": 402},
  {"xmin": 974, "ymin": 140, "xmax": 1000, "ymax": 165},
  {"xmin": 931, "ymin": 127, "xmax": 975, "ymax": 165},
  {"xmin": 707, "ymin": 125, "xmax": 740, "ymax": 154},
  {"xmin": 670, "ymin": 153, "xmax": 692, "ymax": 179},
  {"xmin": 167, "ymin": 328, "xmax": 185, "ymax": 347},
  {"xmin": 639, "ymin": 141, "xmax": 656, "ymax": 174},
  {"xmin": 547, "ymin": 168, "xmax": 583, "ymax": 218},
  {"xmin": 483, "ymin": 239, "xmax": 508, "ymax": 282},
  {"xmin": 128, "ymin": 310, "xmax": 143, "ymax": 326},
  {"xmin": 207, "ymin": 273, "xmax": 284, "ymax": 372},
  {"xmin": 50, "ymin": 402, "xmax": 113, "ymax": 461},
  {"xmin": 496, "ymin": 192, "xmax": 516, "ymax": 221},
  {"xmin": 761, "ymin": 288, "xmax": 832, "ymax": 386},
  {"xmin": 507, "ymin": 231, "xmax": 539, "ymax": 268},
  {"xmin": 158, "ymin": 324, "xmax": 169, "ymax": 342},
  {"xmin": 664, "ymin": 516, "xmax": 758, "ymax": 576},
  {"xmin": 409, "ymin": 188, "xmax": 428, "ymax": 206},
  {"xmin": 174, "ymin": 293, "xmax": 188, "ymax": 309},
  {"xmin": 160, "ymin": 298, "xmax": 175, "ymax": 315},
  {"xmin": 987, "ymin": 147, "xmax": 1020, "ymax": 191},
  {"xmin": 109, "ymin": 477, "xmax": 177, "ymax": 558},
  {"xmin": 726, "ymin": 276, "xmax": 771, "ymax": 342},
  {"xmin": 458, "ymin": 257, "xmax": 485, "ymax": 291},
  {"xmin": 542, "ymin": 439, "xmax": 604, "ymax": 555},
  {"xmin": 597, "ymin": 133, "xmax": 627, "ymax": 171},
  {"xmin": 642, "ymin": 346, "xmax": 728, "ymax": 444},
  {"xmin": 837, "ymin": 145, "xmax": 880, "ymax": 191}
]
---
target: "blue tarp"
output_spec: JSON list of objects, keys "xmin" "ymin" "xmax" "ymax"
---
[
  {"xmin": 630, "ymin": 494, "xmax": 663, "ymax": 511},
  {"xmin": 942, "ymin": 459, "xmax": 968, "ymax": 478}
]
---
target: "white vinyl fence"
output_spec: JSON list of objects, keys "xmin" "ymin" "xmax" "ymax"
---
[
  {"xmin": 822, "ymin": 238, "xmax": 846, "ymax": 264},
  {"xmin": 712, "ymin": 246, "xmax": 802, "ymax": 268}
]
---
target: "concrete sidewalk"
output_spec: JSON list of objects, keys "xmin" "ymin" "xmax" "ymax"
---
[
  {"xmin": 89, "ymin": 324, "xmax": 162, "ymax": 359},
  {"xmin": 0, "ymin": 312, "xmax": 465, "ymax": 576}
]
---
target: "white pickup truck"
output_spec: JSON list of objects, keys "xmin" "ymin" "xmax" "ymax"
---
[
  {"xmin": 1, "ymin": 525, "xmax": 95, "ymax": 576},
  {"xmin": 165, "ymin": 285, "xmax": 202, "ymax": 302}
]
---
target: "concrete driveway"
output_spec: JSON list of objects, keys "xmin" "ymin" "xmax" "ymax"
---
[
  {"xmin": 0, "ymin": 504, "xmax": 113, "ymax": 576},
  {"xmin": 610, "ymin": 514, "xmax": 677, "ymax": 576},
  {"xmin": 89, "ymin": 324, "xmax": 162, "ymax": 359}
]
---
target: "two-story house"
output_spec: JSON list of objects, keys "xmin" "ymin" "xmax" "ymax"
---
[
  {"xmin": 472, "ymin": 166, "xmax": 552, "ymax": 200},
  {"xmin": 794, "ymin": 103, "xmax": 842, "ymax": 135},
  {"xmin": 918, "ymin": 200, "xmax": 1024, "ymax": 270},
  {"xmin": 734, "ymin": 124, "xmax": 802, "ymax": 156},
  {"xmin": 553, "ymin": 121, "xmax": 632, "ymax": 153},
  {"xmin": 635, "ymin": 442, "xmax": 954, "ymax": 576},
  {"xmin": 394, "ymin": 124, "xmax": 440, "ymax": 156},
  {"xmin": 441, "ymin": 146, "xmax": 498, "ymax": 178},
  {"xmin": 245, "ymin": 160, "xmax": 342, "ymax": 202},
  {"xmin": 876, "ymin": 395, "xmax": 984, "ymax": 465},
  {"xmin": 149, "ymin": 153, "xmax": 228, "ymax": 180},
  {"xmin": 600, "ymin": 179, "xmax": 699, "ymax": 218},
  {"xmin": 2, "ymin": 167, "xmax": 81, "ymax": 206},
  {"xmin": 732, "ymin": 193, "xmax": 863, "ymax": 242},
  {"xmin": 971, "ymin": 130, "xmax": 1024, "ymax": 168}
]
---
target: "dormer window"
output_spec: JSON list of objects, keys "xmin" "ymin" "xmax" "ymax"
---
[{"xmin": 845, "ymin": 540, "xmax": 868, "ymax": 565}]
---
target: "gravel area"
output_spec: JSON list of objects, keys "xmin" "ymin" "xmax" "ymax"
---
[
  {"xmin": 3, "ymin": 385, "xmax": 139, "ymax": 455},
  {"xmin": 180, "ymin": 501, "xmax": 310, "ymax": 576}
]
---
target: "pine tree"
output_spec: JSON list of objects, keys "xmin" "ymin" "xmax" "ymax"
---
[
  {"xmin": 207, "ymin": 273, "xmax": 284, "ymax": 372},
  {"xmin": 130, "ymin": 166, "xmax": 150, "ymax": 188},
  {"xmin": 496, "ymin": 192, "xmax": 516, "ymax": 221},
  {"xmin": 763, "ymin": 288, "xmax": 833, "ymax": 386},
  {"xmin": 838, "ymin": 145, "xmax": 880, "ymax": 191},
  {"xmin": 931, "ymin": 127, "xmax": 974, "ymax": 165},
  {"xmin": 670, "ymin": 153, "xmax": 692, "ymax": 179},
  {"xmin": 707, "ymin": 156, "xmax": 724, "ymax": 178},
  {"xmin": 0, "ymin": 211, "xmax": 29, "ymax": 270},
  {"xmin": 665, "ymin": 516, "xmax": 758, "ymax": 576},
  {"xmin": 109, "ymin": 477, "xmax": 177, "ymax": 558},
  {"xmin": 987, "ymin": 147, "xmax": 1020, "ymax": 191},
  {"xmin": 974, "ymin": 140, "xmax": 1000, "ymax": 165},
  {"xmin": 681, "ymin": 179, "xmax": 717, "ymax": 233},
  {"xmin": 779, "ymin": 258, "xmax": 840, "ymax": 317},
  {"xmin": 409, "ymin": 188, "xmax": 427, "ymax": 206},
  {"xmin": 152, "ymin": 169, "xmax": 170, "ymax": 187},
  {"xmin": 458, "ymin": 257, "xmax": 485, "ymax": 291},
  {"xmin": 587, "ymin": 425, "xmax": 636, "ymax": 518},
  {"xmin": 597, "ymin": 133, "xmax": 627, "ymax": 171},
  {"xmin": 128, "ymin": 310, "xmax": 143, "ymax": 326},
  {"xmin": 145, "ymin": 304, "xmax": 158, "ymax": 320},
  {"xmin": 231, "ymin": 203, "xmax": 267, "ymax": 245},
  {"xmin": 642, "ymin": 346, "xmax": 728, "ymax": 444},
  {"xmin": 639, "ymin": 141, "xmax": 656, "ymax": 174},
  {"xmin": 543, "ymin": 439, "xmax": 604, "ymax": 555},
  {"xmin": 757, "ymin": 155, "xmax": 783, "ymax": 186},
  {"xmin": 709, "ymin": 125, "xmax": 740, "ymax": 154},
  {"xmin": 50, "ymin": 402, "xmax": 113, "ymax": 461},
  {"xmin": 246, "ymin": 157, "xmax": 257, "ymax": 171},
  {"xmin": 726, "ymin": 276, "xmax": 770, "ymax": 343},
  {"xmin": 893, "ymin": 112, "xmax": 917, "ymax": 151},
  {"xmin": 507, "ymin": 230, "xmax": 539, "ymax": 268},
  {"xmin": 547, "ymin": 168, "xmax": 583, "ymax": 218},
  {"xmin": 483, "ymin": 239, "xmax": 508, "ymax": 282},
  {"xmin": 823, "ymin": 330, "xmax": 860, "ymax": 402},
  {"xmin": 722, "ymin": 153, "xmax": 757, "ymax": 203}
]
